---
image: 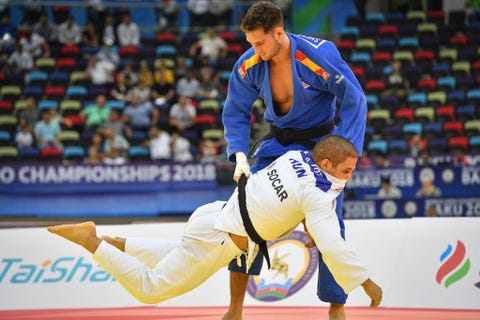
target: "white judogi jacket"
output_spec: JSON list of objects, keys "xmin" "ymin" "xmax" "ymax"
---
[{"xmin": 215, "ymin": 150, "xmax": 370, "ymax": 293}]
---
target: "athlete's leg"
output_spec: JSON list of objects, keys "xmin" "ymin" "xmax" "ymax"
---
[
  {"xmin": 103, "ymin": 235, "xmax": 177, "ymax": 269},
  {"xmin": 222, "ymin": 158, "xmax": 273, "ymax": 320},
  {"xmin": 49, "ymin": 202, "xmax": 243, "ymax": 304},
  {"xmin": 317, "ymin": 191, "xmax": 348, "ymax": 320},
  {"xmin": 223, "ymin": 254, "xmax": 263, "ymax": 320}
]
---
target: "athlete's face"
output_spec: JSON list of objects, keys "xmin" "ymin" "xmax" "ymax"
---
[
  {"xmin": 245, "ymin": 27, "xmax": 282, "ymax": 61},
  {"xmin": 323, "ymin": 157, "xmax": 357, "ymax": 181}
]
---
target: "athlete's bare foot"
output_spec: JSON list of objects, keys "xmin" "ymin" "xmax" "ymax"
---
[
  {"xmin": 101, "ymin": 235, "xmax": 126, "ymax": 252},
  {"xmin": 47, "ymin": 221, "xmax": 101, "ymax": 254}
]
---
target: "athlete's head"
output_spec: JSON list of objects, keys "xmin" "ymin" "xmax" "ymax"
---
[
  {"xmin": 312, "ymin": 135, "xmax": 358, "ymax": 180},
  {"xmin": 241, "ymin": 1, "xmax": 285, "ymax": 61}
]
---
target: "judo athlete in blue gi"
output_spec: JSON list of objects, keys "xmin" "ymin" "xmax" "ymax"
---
[{"xmin": 221, "ymin": 2, "xmax": 367, "ymax": 320}]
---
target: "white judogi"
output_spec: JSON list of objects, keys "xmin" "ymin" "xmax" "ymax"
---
[{"xmin": 93, "ymin": 150, "xmax": 370, "ymax": 304}]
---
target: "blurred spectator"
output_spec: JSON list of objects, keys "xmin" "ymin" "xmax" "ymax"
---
[
  {"xmin": 187, "ymin": 0, "xmax": 210, "ymax": 30},
  {"xmin": 34, "ymin": 110, "xmax": 62, "ymax": 149},
  {"xmin": 0, "ymin": 14, "xmax": 16, "ymax": 52},
  {"xmin": 196, "ymin": 68, "xmax": 224, "ymax": 100},
  {"xmin": 384, "ymin": 60, "xmax": 406, "ymax": 98},
  {"xmin": 198, "ymin": 138, "xmax": 220, "ymax": 162},
  {"xmin": 17, "ymin": 98, "xmax": 39, "ymax": 130},
  {"xmin": 145, "ymin": 126, "xmax": 171, "ymax": 161},
  {"xmin": 100, "ymin": 108, "xmax": 131, "ymax": 139},
  {"xmin": 171, "ymin": 131, "xmax": 193, "ymax": 162},
  {"xmin": 58, "ymin": 14, "xmax": 82, "ymax": 46},
  {"xmin": 129, "ymin": 79, "xmax": 152, "ymax": 103},
  {"xmin": 15, "ymin": 123, "xmax": 35, "ymax": 149},
  {"xmin": 452, "ymin": 149, "xmax": 471, "ymax": 167},
  {"xmin": 95, "ymin": 43, "xmax": 120, "ymax": 66},
  {"xmin": 82, "ymin": 22, "xmax": 100, "ymax": 49},
  {"xmin": 416, "ymin": 168, "xmax": 442, "ymax": 198},
  {"xmin": 123, "ymin": 94, "xmax": 159, "ymax": 131},
  {"xmin": 84, "ymin": 132, "xmax": 104, "ymax": 163},
  {"xmin": 169, "ymin": 95, "xmax": 196, "ymax": 132},
  {"xmin": 49, "ymin": 108, "xmax": 73, "ymax": 129},
  {"xmin": 102, "ymin": 14, "xmax": 116, "ymax": 46},
  {"xmin": 426, "ymin": 204, "xmax": 438, "ymax": 217},
  {"xmin": 189, "ymin": 27, "xmax": 227, "ymax": 67},
  {"xmin": 176, "ymin": 68, "xmax": 200, "ymax": 99},
  {"xmin": 33, "ymin": 13, "xmax": 58, "ymax": 45},
  {"xmin": 408, "ymin": 134, "xmax": 426, "ymax": 157},
  {"xmin": 174, "ymin": 55, "xmax": 189, "ymax": 80},
  {"xmin": 377, "ymin": 175, "xmax": 402, "ymax": 199},
  {"xmin": 111, "ymin": 74, "xmax": 130, "ymax": 102},
  {"xmin": 209, "ymin": 0, "xmax": 234, "ymax": 27},
  {"xmin": 7, "ymin": 43, "xmax": 33, "ymax": 72},
  {"xmin": 373, "ymin": 152, "xmax": 391, "ymax": 168},
  {"xmin": 154, "ymin": 61, "xmax": 175, "ymax": 85},
  {"xmin": 156, "ymin": 0, "xmax": 178, "ymax": 31},
  {"xmin": 19, "ymin": 28, "xmax": 50, "ymax": 58},
  {"xmin": 84, "ymin": 55, "xmax": 115, "ymax": 86},
  {"xmin": 80, "ymin": 94, "xmax": 111, "ymax": 132},
  {"xmin": 101, "ymin": 127, "xmax": 129, "ymax": 164},
  {"xmin": 138, "ymin": 60, "xmax": 154, "ymax": 87},
  {"xmin": 117, "ymin": 12, "xmax": 140, "ymax": 47},
  {"xmin": 152, "ymin": 69, "xmax": 176, "ymax": 109},
  {"xmin": 418, "ymin": 150, "xmax": 433, "ymax": 166},
  {"xmin": 119, "ymin": 64, "xmax": 139, "ymax": 88}
]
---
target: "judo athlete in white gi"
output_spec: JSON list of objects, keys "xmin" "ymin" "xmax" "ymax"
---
[
  {"xmin": 47, "ymin": 135, "xmax": 383, "ymax": 308},
  {"xmin": 222, "ymin": 2, "xmax": 367, "ymax": 319}
]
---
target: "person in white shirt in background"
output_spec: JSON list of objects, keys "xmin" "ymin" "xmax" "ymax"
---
[
  {"xmin": 168, "ymin": 95, "xmax": 196, "ymax": 132},
  {"xmin": 376, "ymin": 175, "xmax": 402, "ymax": 199},
  {"xmin": 171, "ymin": 130, "xmax": 193, "ymax": 162},
  {"xmin": 57, "ymin": 14, "xmax": 82, "ymax": 46},
  {"xmin": 145, "ymin": 126, "xmax": 171, "ymax": 161},
  {"xmin": 47, "ymin": 135, "xmax": 382, "ymax": 308},
  {"xmin": 117, "ymin": 12, "xmax": 140, "ymax": 47}
]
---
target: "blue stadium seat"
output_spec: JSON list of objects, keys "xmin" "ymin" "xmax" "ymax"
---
[
  {"xmin": 129, "ymin": 146, "xmax": 150, "ymax": 161},
  {"xmin": 38, "ymin": 100, "xmax": 59, "ymax": 111},
  {"xmin": 106, "ymin": 100, "xmax": 126, "ymax": 111},
  {"xmin": 402, "ymin": 122, "xmax": 423, "ymax": 139},
  {"xmin": 18, "ymin": 147, "xmax": 40, "ymax": 161},
  {"xmin": 456, "ymin": 105, "xmax": 476, "ymax": 122},
  {"xmin": 27, "ymin": 71, "xmax": 49, "ymax": 86},
  {"xmin": 367, "ymin": 139, "xmax": 388, "ymax": 155},
  {"xmin": 388, "ymin": 139, "xmax": 408, "ymax": 155},
  {"xmin": 437, "ymin": 76, "xmax": 456, "ymax": 92},
  {"xmin": 0, "ymin": 130, "xmax": 10, "ymax": 145},
  {"xmin": 407, "ymin": 92, "xmax": 426, "ymax": 108},
  {"xmin": 423, "ymin": 122, "xmax": 443, "ymax": 140},
  {"xmin": 63, "ymin": 146, "xmax": 86, "ymax": 162}
]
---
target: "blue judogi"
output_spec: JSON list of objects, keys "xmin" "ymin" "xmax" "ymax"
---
[{"xmin": 222, "ymin": 33, "xmax": 367, "ymax": 304}]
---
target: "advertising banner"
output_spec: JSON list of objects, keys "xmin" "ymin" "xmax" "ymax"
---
[{"xmin": 1, "ymin": 218, "xmax": 479, "ymax": 310}]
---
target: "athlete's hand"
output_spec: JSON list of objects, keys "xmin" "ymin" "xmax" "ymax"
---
[
  {"xmin": 233, "ymin": 152, "xmax": 251, "ymax": 182},
  {"xmin": 361, "ymin": 279, "xmax": 383, "ymax": 308}
]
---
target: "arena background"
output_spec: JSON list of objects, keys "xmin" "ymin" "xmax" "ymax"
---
[{"xmin": 0, "ymin": 0, "xmax": 479, "ymax": 319}]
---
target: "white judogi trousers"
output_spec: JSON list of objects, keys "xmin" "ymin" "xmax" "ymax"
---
[{"xmin": 93, "ymin": 201, "xmax": 243, "ymax": 304}]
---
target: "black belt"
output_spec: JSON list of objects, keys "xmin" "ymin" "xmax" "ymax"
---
[
  {"xmin": 249, "ymin": 120, "xmax": 335, "ymax": 156},
  {"xmin": 237, "ymin": 174, "xmax": 271, "ymax": 269}
]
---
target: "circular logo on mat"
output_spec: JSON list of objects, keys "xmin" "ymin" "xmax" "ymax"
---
[{"xmin": 247, "ymin": 230, "xmax": 319, "ymax": 302}]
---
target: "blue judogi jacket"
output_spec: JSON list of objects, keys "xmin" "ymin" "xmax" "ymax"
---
[{"xmin": 222, "ymin": 33, "xmax": 367, "ymax": 161}]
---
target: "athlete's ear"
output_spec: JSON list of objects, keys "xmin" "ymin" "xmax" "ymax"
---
[
  {"xmin": 274, "ymin": 26, "xmax": 283, "ymax": 37},
  {"xmin": 319, "ymin": 159, "xmax": 332, "ymax": 171}
]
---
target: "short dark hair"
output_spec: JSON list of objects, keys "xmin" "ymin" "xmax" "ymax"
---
[
  {"xmin": 241, "ymin": 1, "xmax": 284, "ymax": 33},
  {"xmin": 312, "ymin": 135, "xmax": 358, "ymax": 167}
]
